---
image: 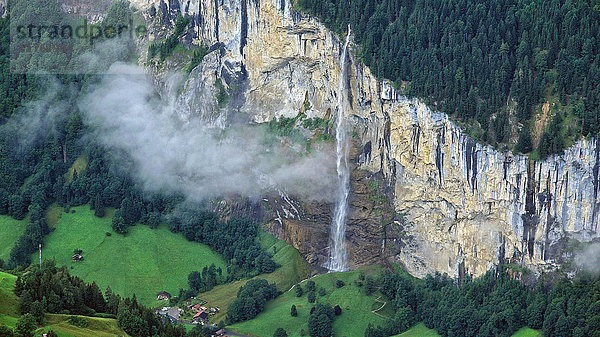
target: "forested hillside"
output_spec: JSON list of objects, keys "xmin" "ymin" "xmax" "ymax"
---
[
  {"xmin": 365, "ymin": 266, "xmax": 600, "ymax": 337},
  {"xmin": 297, "ymin": 0, "xmax": 600, "ymax": 157}
]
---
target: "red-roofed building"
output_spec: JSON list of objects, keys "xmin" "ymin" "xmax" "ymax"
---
[{"xmin": 193, "ymin": 310, "xmax": 209, "ymax": 323}]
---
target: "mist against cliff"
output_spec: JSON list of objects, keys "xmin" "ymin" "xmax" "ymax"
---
[
  {"xmin": 80, "ymin": 63, "xmax": 336, "ymax": 201},
  {"xmin": 575, "ymin": 243, "xmax": 600, "ymax": 274}
]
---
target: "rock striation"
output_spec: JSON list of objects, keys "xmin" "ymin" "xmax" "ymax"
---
[{"xmin": 129, "ymin": 0, "xmax": 600, "ymax": 278}]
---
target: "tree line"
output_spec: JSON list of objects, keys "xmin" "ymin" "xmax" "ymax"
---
[
  {"xmin": 5, "ymin": 260, "xmax": 193, "ymax": 337},
  {"xmin": 167, "ymin": 206, "xmax": 278, "ymax": 279},
  {"xmin": 226, "ymin": 278, "xmax": 280, "ymax": 324}
]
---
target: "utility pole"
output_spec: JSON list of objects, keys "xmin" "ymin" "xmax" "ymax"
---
[{"xmin": 39, "ymin": 244, "xmax": 42, "ymax": 268}]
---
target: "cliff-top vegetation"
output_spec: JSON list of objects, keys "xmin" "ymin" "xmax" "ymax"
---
[{"xmin": 297, "ymin": 0, "xmax": 600, "ymax": 158}]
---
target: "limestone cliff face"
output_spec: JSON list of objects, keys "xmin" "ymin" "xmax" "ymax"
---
[{"xmin": 129, "ymin": 0, "xmax": 600, "ymax": 278}]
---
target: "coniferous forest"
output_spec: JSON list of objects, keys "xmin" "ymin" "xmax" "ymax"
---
[
  {"xmin": 298, "ymin": 0, "xmax": 600, "ymax": 157},
  {"xmin": 367, "ymin": 267, "xmax": 600, "ymax": 337}
]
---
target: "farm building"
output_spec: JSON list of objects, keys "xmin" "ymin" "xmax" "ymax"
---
[
  {"xmin": 156, "ymin": 291, "xmax": 171, "ymax": 301},
  {"xmin": 193, "ymin": 310, "xmax": 209, "ymax": 324}
]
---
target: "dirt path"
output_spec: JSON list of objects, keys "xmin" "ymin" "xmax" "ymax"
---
[
  {"xmin": 286, "ymin": 272, "xmax": 322, "ymax": 292},
  {"xmin": 371, "ymin": 288, "xmax": 390, "ymax": 319}
]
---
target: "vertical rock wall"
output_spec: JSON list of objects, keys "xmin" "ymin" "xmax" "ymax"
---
[{"xmin": 129, "ymin": 0, "xmax": 600, "ymax": 278}]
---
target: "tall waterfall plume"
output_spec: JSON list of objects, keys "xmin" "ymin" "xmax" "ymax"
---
[{"xmin": 327, "ymin": 27, "xmax": 351, "ymax": 272}]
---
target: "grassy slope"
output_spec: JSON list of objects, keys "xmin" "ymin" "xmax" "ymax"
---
[
  {"xmin": 198, "ymin": 232, "xmax": 310, "ymax": 323},
  {"xmin": 38, "ymin": 205, "xmax": 227, "ymax": 306},
  {"xmin": 391, "ymin": 323, "xmax": 542, "ymax": 337},
  {"xmin": 39, "ymin": 314, "xmax": 128, "ymax": 337},
  {"xmin": 393, "ymin": 323, "xmax": 441, "ymax": 337},
  {"xmin": 512, "ymin": 327, "xmax": 543, "ymax": 337},
  {"xmin": 0, "ymin": 271, "xmax": 19, "ymax": 328},
  {"xmin": 65, "ymin": 155, "xmax": 88, "ymax": 183},
  {"xmin": 45, "ymin": 203, "xmax": 65, "ymax": 228},
  {"xmin": 228, "ymin": 267, "xmax": 387, "ymax": 337},
  {"xmin": 0, "ymin": 215, "xmax": 27, "ymax": 262}
]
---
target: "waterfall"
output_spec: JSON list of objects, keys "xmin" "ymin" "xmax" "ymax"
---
[{"xmin": 327, "ymin": 27, "xmax": 351, "ymax": 272}]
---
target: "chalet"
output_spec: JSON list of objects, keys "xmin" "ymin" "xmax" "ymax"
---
[
  {"xmin": 156, "ymin": 291, "xmax": 171, "ymax": 301},
  {"xmin": 193, "ymin": 310, "xmax": 209, "ymax": 324},
  {"xmin": 72, "ymin": 254, "xmax": 83, "ymax": 262}
]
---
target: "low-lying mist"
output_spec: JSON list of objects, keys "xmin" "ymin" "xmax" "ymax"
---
[
  {"xmin": 575, "ymin": 243, "xmax": 600, "ymax": 274},
  {"xmin": 80, "ymin": 63, "xmax": 336, "ymax": 201}
]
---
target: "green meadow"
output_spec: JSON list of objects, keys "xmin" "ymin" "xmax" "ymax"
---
[
  {"xmin": 228, "ymin": 267, "xmax": 387, "ymax": 337},
  {"xmin": 511, "ymin": 327, "xmax": 543, "ymax": 337},
  {"xmin": 0, "ymin": 215, "xmax": 27, "ymax": 262},
  {"xmin": 38, "ymin": 205, "xmax": 227, "ymax": 306},
  {"xmin": 198, "ymin": 232, "xmax": 311, "ymax": 322},
  {"xmin": 394, "ymin": 323, "xmax": 441, "ymax": 337},
  {"xmin": 39, "ymin": 314, "xmax": 128, "ymax": 337},
  {"xmin": 0, "ymin": 271, "xmax": 19, "ymax": 329}
]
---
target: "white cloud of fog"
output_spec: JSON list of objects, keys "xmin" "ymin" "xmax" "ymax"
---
[
  {"xmin": 6, "ymin": 77, "xmax": 70, "ymax": 150},
  {"xmin": 80, "ymin": 63, "xmax": 336, "ymax": 201},
  {"xmin": 575, "ymin": 243, "xmax": 600, "ymax": 273}
]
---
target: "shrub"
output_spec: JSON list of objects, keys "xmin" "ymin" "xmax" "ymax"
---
[
  {"xmin": 306, "ymin": 280, "xmax": 316, "ymax": 292},
  {"xmin": 365, "ymin": 276, "xmax": 377, "ymax": 295},
  {"xmin": 273, "ymin": 327, "xmax": 288, "ymax": 337},
  {"xmin": 334, "ymin": 305, "xmax": 342, "ymax": 316},
  {"xmin": 307, "ymin": 291, "xmax": 316, "ymax": 303},
  {"xmin": 335, "ymin": 280, "xmax": 344, "ymax": 288}
]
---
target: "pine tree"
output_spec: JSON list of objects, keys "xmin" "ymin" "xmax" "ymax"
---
[
  {"xmin": 111, "ymin": 210, "xmax": 127, "ymax": 234},
  {"xmin": 94, "ymin": 194, "xmax": 105, "ymax": 218},
  {"xmin": 28, "ymin": 301, "xmax": 45, "ymax": 325},
  {"xmin": 15, "ymin": 314, "xmax": 37, "ymax": 337},
  {"xmin": 307, "ymin": 291, "xmax": 316, "ymax": 303}
]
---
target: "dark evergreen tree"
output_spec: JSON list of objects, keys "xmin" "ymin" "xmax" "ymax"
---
[
  {"xmin": 28, "ymin": 301, "xmax": 45, "ymax": 325},
  {"xmin": 274, "ymin": 327, "xmax": 288, "ymax": 337},
  {"xmin": 308, "ymin": 304, "xmax": 334, "ymax": 337},
  {"xmin": 307, "ymin": 291, "xmax": 316, "ymax": 303},
  {"xmin": 14, "ymin": 314, "xmax": 36, "ymax": 337}
]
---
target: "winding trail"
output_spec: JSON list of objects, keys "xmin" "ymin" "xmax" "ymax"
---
[
  {"xmin": 371, "ymin": 288, "xmax": 390, "ymax": 319},
  {"xmin": 286, "ymin": 272, "xmax": 323, "ymax": 292}
]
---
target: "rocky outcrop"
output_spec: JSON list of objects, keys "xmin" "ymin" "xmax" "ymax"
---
[
  {"xmin": 59, "ymin": 0, "xmax": 113, "ymax": 23},
  {"xmin": 128, "ymin": 0, "xmax": 600, "ymax": 278},
  {"xmin": 0, "ymin": 1, "xmax": 6, "ymax": 18}
]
